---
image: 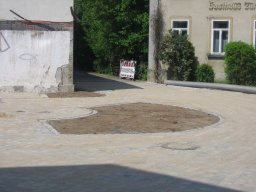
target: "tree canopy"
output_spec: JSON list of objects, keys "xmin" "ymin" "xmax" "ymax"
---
[{"xmin": 74, "ymin": 0, "xmax": 149, "ymax": 75}]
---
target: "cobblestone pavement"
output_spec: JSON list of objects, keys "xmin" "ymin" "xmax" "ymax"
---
[{"xmin": 1, "ymin": 76, "xmax": 256, "ymax": 192}]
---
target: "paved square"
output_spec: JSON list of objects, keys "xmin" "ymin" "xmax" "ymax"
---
[{"xmin": 1, "ymin": 75, "xmax": 256, "ymax": 192}]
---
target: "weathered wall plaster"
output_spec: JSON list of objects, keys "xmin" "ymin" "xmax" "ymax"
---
[
  {"xmin": 0, "ymin": 30, "xmax": 71, "ymax": 92},
  {"xmin": 0, "ymin": 0, "xmax": 74, "ymax": 93},
  {"xmin": 0, "ymin": 0, "xmax": 73, "ymax": 22}
]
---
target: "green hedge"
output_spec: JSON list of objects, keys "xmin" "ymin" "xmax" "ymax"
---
[
  {"xmin": 225, "ymin": 41, "xmax": 256, "ymax": 86},
  {"xmin": 196, "ymin": 64, "xmax": 215, "ymax": 83},
  {"xmin": 136, "ymin": 62, "xmax": 148, "ymax": 81}
]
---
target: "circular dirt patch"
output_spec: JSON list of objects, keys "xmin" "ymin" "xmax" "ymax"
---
[
  {"xmin": 47, "ymin": 91, "xmax": 104, "ymax": 98},
  {"xmin": 49, "ymin": 103, "xmax": 220, "ymax": 134}
]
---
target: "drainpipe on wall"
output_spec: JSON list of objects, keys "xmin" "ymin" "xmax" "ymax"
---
[
  {"xmin": 148, "ymin": 0, "xmax": 163, "ymax": 83},
  {"xmin": 148, "ymin": 0, "xmax": 158, "ymax": 82}
]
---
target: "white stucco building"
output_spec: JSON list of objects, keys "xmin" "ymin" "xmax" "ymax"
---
[{"xmin": 0, "ymin": 0, "xmax": 74, "ymax": 92}]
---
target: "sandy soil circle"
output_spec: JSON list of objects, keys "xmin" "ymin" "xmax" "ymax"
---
[{"xmin": 49, "ymin": 103, "xmax": 220, "ymax": 135}]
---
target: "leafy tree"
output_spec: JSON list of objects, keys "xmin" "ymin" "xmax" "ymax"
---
[
  {"xmin": 159, "ymin": 30, "xmax": 198, "ymax": 81},
  {"xmin": 74, "ymin": 0, "xmax": 149, "ymax": 77}
]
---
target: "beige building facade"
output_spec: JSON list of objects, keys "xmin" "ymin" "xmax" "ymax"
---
[{"xmin": 149, "ymin": 0, "xmax": 256, "ymax": 82}]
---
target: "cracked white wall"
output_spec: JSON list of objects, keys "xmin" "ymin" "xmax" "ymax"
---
[
  {"xmin": 0, "ymin": 30, "xmax": 71, "ymax": 92},
  {"xmin": 0, "ymin": 0, "xmax": 73, "ymax": 22}
]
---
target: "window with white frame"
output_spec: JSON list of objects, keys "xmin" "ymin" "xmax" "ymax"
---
[
  {"xmin": 211, "ymin": 20, "xmax": 230, "ymax": 54},
  {"xmin": 254, "ymin": 20, "xmax": 256, "ymax": 47},
  {"xmin": 171, "ymin": 20, "xmax": 189, "ymax": 36}
]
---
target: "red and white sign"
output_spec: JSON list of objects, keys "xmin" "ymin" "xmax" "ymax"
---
[{"xmin": 119, "ymin": 59, "xmax": 136, "ymax": 79}]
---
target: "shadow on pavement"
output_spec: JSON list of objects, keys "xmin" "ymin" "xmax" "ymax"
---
[
  {"xmin": 74, "ymin": 70, "xmax": 142, "ymax": 92},
  {"xmin": 0, "ymin": 164, "xmax": 241, "ymax": 192}
]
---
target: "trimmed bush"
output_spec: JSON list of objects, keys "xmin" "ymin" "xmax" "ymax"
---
[
  {"xmin": 136, "ymin": 62, "xmax": 148, "ymax": 81},
  {"xmin": 225, "ymin": 41, "xmax": 256, "ymax": 86},
  {"xmin": 196, "ymin": 64, "xmax": 215, "ymax": 83},
  {"xmin": 158, "ymin": 30, "xmax": 198, "ymax": 81}
]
